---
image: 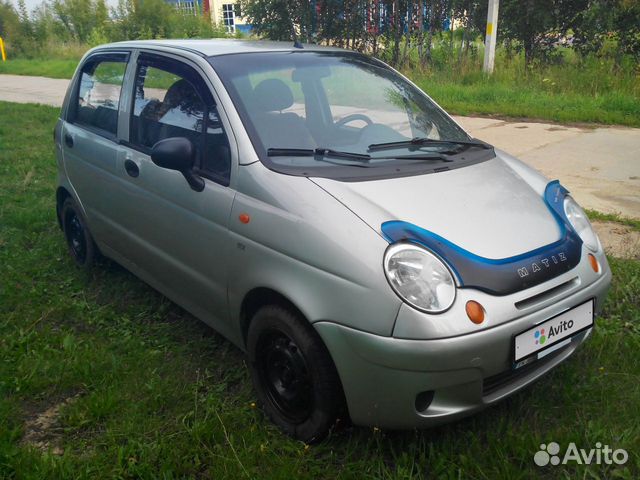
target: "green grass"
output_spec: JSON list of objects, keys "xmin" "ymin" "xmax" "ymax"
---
[
  {"xmin": 408, "ymin": 46, "xmax": 640, "ymax": 127},
  {"xmin": 586, "ymin": 209, "xmax": 640, "ymax": 232},
  {"xmin": 419, "ymin": 80, "xmax": 640, "ymax": 126},
  {"xmin": 1, "ymin": 101, "xmax": 639, "ymax": 478},
  {"xmin": 0, "ymin": 58, "xmax": 80, "ymax": 79}
]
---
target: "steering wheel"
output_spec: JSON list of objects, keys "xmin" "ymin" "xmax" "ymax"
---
[{"xmin": 335, "ymin": 113, "xmax": 374, "ymax": 128}]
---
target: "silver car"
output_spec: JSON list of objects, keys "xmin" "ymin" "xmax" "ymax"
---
[{"xmin": 54, "ymin": 39, "xmax": 611, "ymax": 442}]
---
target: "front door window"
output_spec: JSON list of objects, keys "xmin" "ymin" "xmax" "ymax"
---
[{"xmin": 130, "ymin": 55, "xmax": 232, "ymax": 185}]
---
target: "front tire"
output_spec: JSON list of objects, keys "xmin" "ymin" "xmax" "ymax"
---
[
  {"xmin": 247, "ymin": 305, "xmax": 344, "ymax": 443},
  {"xmin": 61, "ymin": 197, "xmax": 97, "ymax": 270}
]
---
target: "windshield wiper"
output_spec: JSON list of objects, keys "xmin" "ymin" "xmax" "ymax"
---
[
  {"xmin": 267, "ymin": 147, "xmax": 371, "ymax": 162},
  {"xmin": 267, "ymin": 147, "xmax": 454, "ymax": 163},
  {"xmin": 368, "ymin": 137, "xmax": 492, "ymax": 152},
  {"xmin": 385, "ymin": 154, "xmax": 453, "ymax": 162}
]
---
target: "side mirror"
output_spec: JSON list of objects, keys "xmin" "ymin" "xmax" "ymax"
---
[{"xmin": 151, "ymin": 137, "xmax": 204, "ymax": 192}]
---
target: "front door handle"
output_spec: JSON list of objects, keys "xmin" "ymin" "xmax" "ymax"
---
[
  {"xmin": 64, "ymin": 133, "xmax": 74, "ymax": 148},
  {"xmin": 124, "ymin": 159, "xmax": 140, "ymax": 178}
]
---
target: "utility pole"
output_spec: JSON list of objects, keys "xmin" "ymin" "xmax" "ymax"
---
[{"xmin": 483, "ymin": 0, "xmax": 499, "ymax": 73}]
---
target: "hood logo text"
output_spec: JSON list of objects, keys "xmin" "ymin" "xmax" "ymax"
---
[{"xmin": 518, "ymin": 252, "xmax": 567, "ymax": 278}]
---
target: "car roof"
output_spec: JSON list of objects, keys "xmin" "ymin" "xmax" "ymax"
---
[{"xmin": 96, "ymin": 39, "xmax": 347, "ymax": 57}]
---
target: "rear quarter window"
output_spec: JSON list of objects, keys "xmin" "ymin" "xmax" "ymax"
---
[{"xmin": 70, "ymin": 53, "xmax": 129, "ymax": 136}]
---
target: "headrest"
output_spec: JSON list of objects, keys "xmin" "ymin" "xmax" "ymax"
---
[
  {"xmin": 163, "ymin": 79, "xmax": 198, "ymax": 109},
  {"xmin": 252, "ymin": 79, "xmax": 294, "ymax": 112}
]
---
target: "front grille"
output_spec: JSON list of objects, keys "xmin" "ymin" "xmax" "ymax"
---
[
  {"xmin": 482, "ymin": 348, "xmax": 565, "ymax": 397},
  {"xmin": 514, "ymin": 276, "xmax": 580, "ymax": 310}
]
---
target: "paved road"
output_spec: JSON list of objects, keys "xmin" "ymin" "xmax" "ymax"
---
[
  {"xmin": 1, "ymin": 73, "xmax": 638, "ymax": 218},
  {"xmin": 0, "ymin": 74, "xmax": 69, "ymax": 107},
  {"xmin": 457, "ymin": 117, "xmax": 640, "ymax": 219}
]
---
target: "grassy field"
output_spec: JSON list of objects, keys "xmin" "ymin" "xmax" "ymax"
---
[
  {"xmin": 419, "ymin": 80, "xmax": 639, "ymax": 127},
  {"xmin": 0, "ymin": 59, "xmax": 80, "ymax": 80},
  {"xmin": 1, "ymin": 47, "xmax": 638, "ymax": 127},
  {"xmin": 0, "ymin": 101, "xmax": 639, "ymax": 479},
  {"xmin": 412, "ymin": 47, "xmax": 640, "ymax": 127}
]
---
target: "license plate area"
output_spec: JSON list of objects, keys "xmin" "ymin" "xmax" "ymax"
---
[{"xmin": 513, "ymin": 299, "xmax": 594, "ymax": 368}]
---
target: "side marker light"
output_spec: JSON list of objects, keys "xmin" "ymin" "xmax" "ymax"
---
[{"xmin": 466, "ymin": 301, "xmax": 485, "ymax": 324}]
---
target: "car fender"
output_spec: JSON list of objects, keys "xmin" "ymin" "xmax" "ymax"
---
[{"xmin": 228, "ymin": 162, "xmax": 402, "ymax": 339}]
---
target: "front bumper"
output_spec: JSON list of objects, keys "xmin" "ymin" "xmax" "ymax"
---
[{"xmin": 314, "ymin": 264, "xmax": 611, "ymax": 429}]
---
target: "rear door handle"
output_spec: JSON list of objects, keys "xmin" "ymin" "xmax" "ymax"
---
[
  {"xmin": 124, "ymin": 159, "xmax": 140, "ymax": 178},
  {"xmin": 64, "ymin": 133, "xmax": 74, "ymax": 148}
]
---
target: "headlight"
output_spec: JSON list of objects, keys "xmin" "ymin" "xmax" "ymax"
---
[
  {"xmin": 383, "ymin": 243, "xmax": 456, "ymax": 313},
  {"xmin": 563, "ymin": 196, "xmax": 599, "ymax": 251}
]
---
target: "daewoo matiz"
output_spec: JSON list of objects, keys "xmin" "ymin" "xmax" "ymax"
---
[{"xmin": 54, "ymin": 39, "xmax": 611, "ymax": 442}]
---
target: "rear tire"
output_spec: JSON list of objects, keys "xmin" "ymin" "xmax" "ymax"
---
[
  {"xmin": 61, "ymin": 197, "xmax": 97, "ymax": 270},
  {"xmin": 247, "ymin": 305, "xmax": 344, "ymax": 443}
]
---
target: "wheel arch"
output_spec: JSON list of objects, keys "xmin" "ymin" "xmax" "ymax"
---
[
  {"xmin": 239, "ymin": 287, "xmax": 307, "ymax": 348},
  {"xmin": 239, "ymin": 286, "xmax": 350, "ymax": 428},
  {"xmin": 56, "ymin": 186, "xmax": 72, "ymax": 229}
]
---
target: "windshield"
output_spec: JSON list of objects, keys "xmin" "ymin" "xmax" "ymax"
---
[{"xmin": 209, "ymin": 51, "xmax": 493, "ymax": 180}]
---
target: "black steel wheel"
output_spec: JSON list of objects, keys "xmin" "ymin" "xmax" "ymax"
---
[
  {"xmin": 61, "ymin": 197, "xmax": 96, "ymax": 269},
  {"xmin": 256, "ymin": 329, "xmax": 314, "ymax": 423},
  {"xmin": 247, "ymin": 305, "xmax": 345, "ymax": 443}
]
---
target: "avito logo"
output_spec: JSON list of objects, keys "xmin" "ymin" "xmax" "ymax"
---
[
  {"xmin": 534, "ymin": 442, "xmax": 629, "ymax": 466},
  {"xmin": 534, "ymin": 319, "xmax": 575, "ymax": 345},
  {"xmin": 548, "ymin": 319, "xmax": 574, "ymax": 339}
]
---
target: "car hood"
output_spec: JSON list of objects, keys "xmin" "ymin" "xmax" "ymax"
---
[{"xmin": 310, "ymin": 155, "xmax": 562, "ymax": 260}]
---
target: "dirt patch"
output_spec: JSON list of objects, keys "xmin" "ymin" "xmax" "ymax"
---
[
  {"xmin": 592, "ymin": 221, "xmax": 640, "ymax": 259},
  {"xmin": 22, "ymin": 393, "xmax": 82, "ymax": 455}
]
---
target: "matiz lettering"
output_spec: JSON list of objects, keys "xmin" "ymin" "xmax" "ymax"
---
[{"xmin": 517, "ymin": 251, "xmax": 568, "ymax": 278}]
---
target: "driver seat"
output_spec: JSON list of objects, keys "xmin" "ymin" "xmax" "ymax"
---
[{"xmin": 250, "ymin": 79, "xmax": 315, "ymax": 149}]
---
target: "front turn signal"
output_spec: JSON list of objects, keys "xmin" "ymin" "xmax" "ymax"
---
[{"xmin": 466, "ymin": 300, "xmax": 485, "ymax": 324}]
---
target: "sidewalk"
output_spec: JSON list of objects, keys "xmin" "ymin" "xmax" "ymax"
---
[
  {"xmin": 455, "ymin": 116, "xmax": 640, "ymax": 219},
  {"xmin": 0, "ymin": 74, "xmax": 69, "ymax": 107},
  {"xmin": 1, "ymin": 73, "xmax": 638, "ymax": 218}
]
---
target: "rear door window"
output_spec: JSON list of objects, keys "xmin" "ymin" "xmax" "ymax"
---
[{"xmin": 71, "ymin": 53, "xmax": 129, "ymax": 137}]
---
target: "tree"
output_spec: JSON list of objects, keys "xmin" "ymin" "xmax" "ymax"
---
[
  {"xmin": 238, "ymin": 0, "xmax": 314, "ymax": 42},
  {"xmin": 570, "ymin": 0, "xmax": 612, "ymax": 55},
  {"xmin": 498, "ymin": 0, "xmax": 585, "ymax": 64},
  {"xmin": 51, "ymin": 0, "xmax": 108, "ymax": 43},
  {"xmin": 614, "ymin": 0, "xmax": 640, "ymax": 59},
  {"xmin": 0, "ymin": 1, "xmax": 21, "ymax": 40},
  {"xmin": 570, "ymin": 0, "xmax": 640, "ymax": 61}
]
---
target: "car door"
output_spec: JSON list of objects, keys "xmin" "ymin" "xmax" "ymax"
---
[
  {"xmin": 106, "ymin": 52, "xmax": 237, "ymax": 330},
  {"xmin": 61, "ymin": 52, "xmax": 130, "ymax": 243}
]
